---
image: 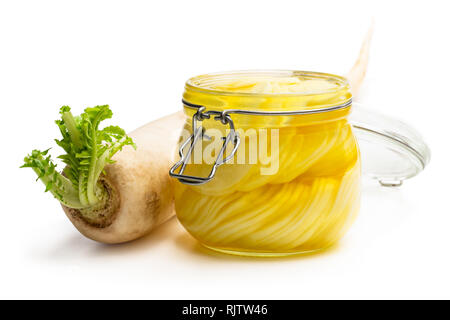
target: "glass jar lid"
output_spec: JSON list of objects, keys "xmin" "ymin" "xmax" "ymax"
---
[{"xmin": 350, "ymin": 104, "xmax": 431, "ymax": 186}]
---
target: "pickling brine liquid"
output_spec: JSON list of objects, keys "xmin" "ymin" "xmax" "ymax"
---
[{"xmin": 174, "ymin": 71, "xmax": 361, "ymax": 256}]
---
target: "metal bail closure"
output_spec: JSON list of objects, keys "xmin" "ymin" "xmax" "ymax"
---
[
  {"xmin": 170, "ymin": 98, "xmax": 352, "ymax": 185},
  {"xmin": 169, "ymin": 106, "xmax": 241, "ymax": 185}
]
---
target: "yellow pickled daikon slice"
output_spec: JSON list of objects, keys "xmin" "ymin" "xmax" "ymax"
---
[
  {"xmin": 176, "ymin": 162, "xmax": 360, "ymax": 251},
  {"xmin": 210, "ymin": 76, "xmax": 338, "ymax": 94}
]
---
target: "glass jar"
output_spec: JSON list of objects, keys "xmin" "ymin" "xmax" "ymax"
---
[{"xmin": 170, "ymin": 70, "xmax": 362, "ymax": 256}]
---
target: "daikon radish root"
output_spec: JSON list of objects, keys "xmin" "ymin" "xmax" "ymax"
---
[
  {"xmin": 22, "ymin": 106, "xmax": 184, "ymax": 243},
  {"xmin": 347, "ymin": 23, "xmax": 374, "ymax": 96}
]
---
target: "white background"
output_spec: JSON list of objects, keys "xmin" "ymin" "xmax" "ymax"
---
[{"xmin": 0, "ymin": 0, "xmax": 448, "ymax": 299}]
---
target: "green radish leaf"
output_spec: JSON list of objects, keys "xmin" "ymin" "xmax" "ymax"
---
[{"xmin": 22, "ymin": 105, "xmax": 135, "ymax": 209}]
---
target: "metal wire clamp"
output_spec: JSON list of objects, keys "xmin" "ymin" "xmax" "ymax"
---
[
  {"xmin": 169, "ymin": 105, "xmax": 241, "ymax": 185},
  {"xmin": 170, "ymin": 98, "xmax": 352, "ymax": 185}
]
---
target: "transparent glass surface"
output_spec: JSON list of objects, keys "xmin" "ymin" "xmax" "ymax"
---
[
  {"xmin": 175, "ymin": 70, "xmax": 360, "ymax": 256},
  {"xmin": 350, "ymin": 104, "xmax": 430, "ymax": 187}
]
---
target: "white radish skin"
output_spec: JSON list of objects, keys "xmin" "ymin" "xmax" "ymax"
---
[
  {"xmin": 63, "ymin": 112, "xmax": 185, "ymax": 244},
  {"xmin": 347, "ymin": 23, "xmax": 374, "ymax": 97}
]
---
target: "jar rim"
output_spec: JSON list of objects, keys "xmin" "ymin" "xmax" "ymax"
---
[{"xmin": 185, "ymin": 69, "xmax": 350, "ymax": 97}]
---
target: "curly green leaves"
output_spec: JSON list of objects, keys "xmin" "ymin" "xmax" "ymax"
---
[
  {"xmin": 22, "ymin": 105, "xmax": 135, "ymax": 209},
  {"xmin": 21, "ymin": 149, "xmax": 83, "ymax": 208}
]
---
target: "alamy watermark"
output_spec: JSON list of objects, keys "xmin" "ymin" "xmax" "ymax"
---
[{"xmin": 179, "ymin": 127, "xmax": 280, "ymax": 175}]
